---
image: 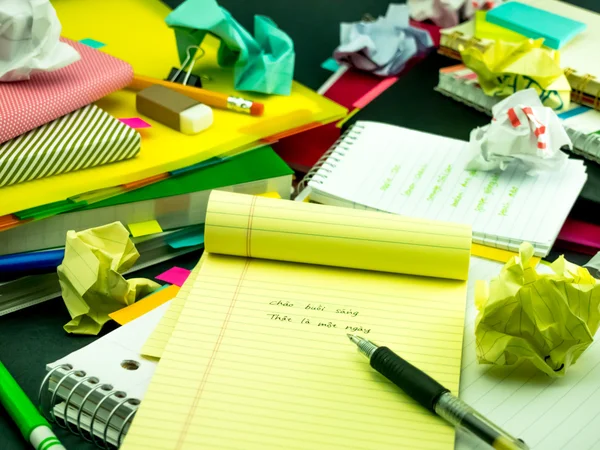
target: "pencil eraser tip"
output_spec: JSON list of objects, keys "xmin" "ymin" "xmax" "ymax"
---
[{"xmin": 250, "ymin": 103, "xmax": 264, "ymax": 116}]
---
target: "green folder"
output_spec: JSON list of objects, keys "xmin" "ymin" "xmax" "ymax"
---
[{"xmin": 16, "ymin": 146, "xmax": 292, "ymax": 219}]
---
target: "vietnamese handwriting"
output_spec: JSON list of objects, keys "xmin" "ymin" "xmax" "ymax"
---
[{"xmin": 427, "ymin": 164, "xmax": 452, "ymax": 201}]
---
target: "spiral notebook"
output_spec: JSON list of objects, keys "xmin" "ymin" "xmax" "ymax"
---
[
  {"xmin": 121, "ymin": 191, "xmax": 472, "ymax": 449},
  {"xmin": 303, "ymin": 121, "xmax": 587, "ymax": 257},
  {"xmin": 41, "ymin": 302, "xmax": 169, "ymax": 447}
]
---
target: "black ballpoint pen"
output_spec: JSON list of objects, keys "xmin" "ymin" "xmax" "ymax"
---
[{"xmin": 348, "ymin": 334, "xmax": 529, "ymax": 450}]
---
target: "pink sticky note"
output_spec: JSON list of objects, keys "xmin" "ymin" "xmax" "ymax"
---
[
  {"xmin": 118, "ymin": 117, "xmax": 152, "ymax": 129},
  {"xmin": 155, "ymin": 266, "xmax": 191, "ymax": 287}
]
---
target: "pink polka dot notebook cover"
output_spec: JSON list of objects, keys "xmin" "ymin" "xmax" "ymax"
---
[{"xmin": 0, "ymin": 38, "xmax": 133, "ymax": 145}]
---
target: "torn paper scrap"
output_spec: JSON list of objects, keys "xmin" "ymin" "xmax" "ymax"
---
[
  {"xmin": 467, "ymin": 89, "xmax": 571, "ymax": 174},
  {"xmin": 475, "ymin": 242, "xmax": 600, "ymax": 377},
  {"xmin": 57, "ymin": 222, "xmax": 160, "ymax": 335},
  {"xmin": 333, "ymin": 4, "xmax": 433, "ymax": 77},
  {"xmin": 461, "ymin": 38, "xmax": 571, "ymax": 111},
  {"xmin": 0, "ymin": 0, "xmax": 80, "ymax": 81}
]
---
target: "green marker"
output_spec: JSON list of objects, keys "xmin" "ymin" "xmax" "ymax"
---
[{"xmin": 0, "ymin": 361, "xmax": 65, "ymax": 450}]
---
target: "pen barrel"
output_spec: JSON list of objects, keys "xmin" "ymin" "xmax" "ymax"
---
[
  {"xmin": 0, "ymin": 362, "xmax": 50, "ymax": 439},
  {"xmin": 434, "ymin": 393, "xmax": 529, "ymax": 450},
  {"xmin": 370, "ymin": 347, "xmax": 448, "ymax": 412}
]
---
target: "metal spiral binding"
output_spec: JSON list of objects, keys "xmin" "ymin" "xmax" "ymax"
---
[
  {"xmin": 297, "ymin": 122, "xmax": 365, "ymax": 193},
  {"xmin": 38, "ymin": 365, "xmax": 141, "ymax": 448}
]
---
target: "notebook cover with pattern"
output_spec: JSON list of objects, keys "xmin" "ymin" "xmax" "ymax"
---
[
  {"xmin": 0, "ymin": 104, "xmax": 141, "ymax": 188},
  {"xmin": 0, "ymin": 38, "xmax": 133, "ymax": 145}
]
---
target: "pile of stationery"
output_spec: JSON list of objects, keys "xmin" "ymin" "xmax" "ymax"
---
[{"xmin": 3, "ymin": 0, "xmax": 600, "ymax": 450}]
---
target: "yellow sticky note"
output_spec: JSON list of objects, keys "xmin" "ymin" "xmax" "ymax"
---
[
  {"xmin": 474, "ymin": 11, "xmax": 527, "ymax": 43},
  {"xmin": 471, "ymin": 243, "xmax": 541, "ymax": 266},
  {"xmin": 109, "ymin": 284, "xmax": 180, "ymax": 326},
  {"xmin": 128, "ymin": 220, "xmax": 163, "ymax": 237}
]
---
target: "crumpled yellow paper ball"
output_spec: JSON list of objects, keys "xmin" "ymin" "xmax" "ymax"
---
[
  {"xmin": 57, "ymin": 222, "xmax": 160, "ymax": 335},
  {"xmin": 475, "ymin": 242, "xmax": 600, "ymax": 377}
]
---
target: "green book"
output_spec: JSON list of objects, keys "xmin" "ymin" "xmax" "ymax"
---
[{"xmin": 0, "ymin": 146, "xmax": 293, "ymax": 256}]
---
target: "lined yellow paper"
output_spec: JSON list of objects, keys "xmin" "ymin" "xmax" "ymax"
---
[
  {"xmin": 123, "ymin": 193, "xmax": 472, "ymax": 449},
  {"xmin": 206, "ymin": 191, "xmax": 472, "ymax": 280},
  {"xmin": 141, "ymin": 259, "xmax": 204, "ymax": 359},
  {"xmin": 124, "ymin": 253, "xmax": 468, "ymax": 450}
]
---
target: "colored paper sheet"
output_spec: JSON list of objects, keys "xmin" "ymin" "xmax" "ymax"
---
[
  {"xmin": 486, "ymin": 2, "xmax": 586, "ymax": 50},
  {"xmin": 335, "ymin": 107, "xmax": 361, "ymax": 128},
  {"xmin": 79, "ymin": 38, "xmax": 106, "ymax": 49},
  {"xmin": 127, "ymin": 220, "xmax": 163, "ymax": 237},
  {"xmin": 352, "ymin": 77, "xmax": 399, "ymax": 109},
  {"xmin": 0, "ymin": 0, "xmax": 346, "ymax": 217},
  {"xmin": 109, "ymin": 284, "xmax": 180, "ymax": 325},
  {"xmin": 119, "ymin": 117, "xmax": 152, "ymax": 128},
  {"xmin": 155, "ymin": 266, "xmax": 191, "ymax": 287},
  {"xmin": 557, "ymin": 219, "xmax": 600, "ymax": 251}
]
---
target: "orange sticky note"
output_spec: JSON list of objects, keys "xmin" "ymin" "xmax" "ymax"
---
[{"xmin": 109, "ymin": 284, "xmax": 180, "ymax": 325}]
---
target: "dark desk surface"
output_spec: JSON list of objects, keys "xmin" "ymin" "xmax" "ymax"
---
[{"xmin": 1, "ymin": 0, "xmax": 598, "ymax": 448}]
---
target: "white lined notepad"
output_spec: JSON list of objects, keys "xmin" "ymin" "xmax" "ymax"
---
[
  {"xmin": 305, "ymin": 121, "xmax": 587, "ymax": 257},
  {"xmin": 458, "ymin": 258, "xmax": 600, "ymax": 450}
]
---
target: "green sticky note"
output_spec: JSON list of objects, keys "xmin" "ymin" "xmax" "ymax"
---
[{"xmin": 321, "ymin": 58, "xmax": 340, "ymax": 72}]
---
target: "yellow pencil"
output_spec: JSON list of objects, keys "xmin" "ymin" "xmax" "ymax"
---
[{"xmin": 128, "ymin": 74, "xmax": 264, "ymax": 116}]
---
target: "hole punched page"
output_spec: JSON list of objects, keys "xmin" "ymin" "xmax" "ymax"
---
[
  {"xmin": 205, "ymin": 191, "xmax": 472, "ymax": 280},
  {"xmin": 122, "ymin": 192, "xmax": 472, "ymax": 450}
]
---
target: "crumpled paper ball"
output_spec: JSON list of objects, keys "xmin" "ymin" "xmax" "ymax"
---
[
  {"xmin": 475, "ymin": 242, "xmax": 600, "ymax": 377},
  {"xmin": 461, "ymin": 38, "xmax": 571, "ymax": 111},
  {"xmin": 408, "ymin": 0, "xmax": 505, "ymax": 28},
  {"xmin": 57, "ymin": 222, "xmax": 160, "ymax": 335},
  {"xmin": 467, "ymin": 89, "xmax": 571, "ymax": 175},
  {"xmin": 0, "ymin": 0, "xmax": 80, "ymax": 82},
  {"xmin": 333, "ymin": 4, "xmax": 433, "ymax": 77}
]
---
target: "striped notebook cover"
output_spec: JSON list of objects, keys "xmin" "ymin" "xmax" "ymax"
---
[
  {"xmin": 0, "ymin": 105, "xmax": 140, "ymax": 188},
  {"xmin": 0, "ymin": 38, "xmax": 133, "ymax": 145}
]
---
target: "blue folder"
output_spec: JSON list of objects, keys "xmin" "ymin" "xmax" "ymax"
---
[
  {"xmin": 486, "ymin": 2, "xmax": 586, "ymax": 50},
  {"xmin": 0, "ymin": 248, "xmax": 64, "ymax": 272}
]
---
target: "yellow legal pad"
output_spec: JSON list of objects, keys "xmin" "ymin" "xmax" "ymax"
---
[
  {"xmin": 122, "ymin": 191, "xmax": 472, "ymax": 450},
  {"xmin": 0, "ymin": 0, "xmax": 346, "ymax": 216}
]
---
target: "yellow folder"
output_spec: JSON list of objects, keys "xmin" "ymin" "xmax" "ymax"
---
[{"xmin": 0, "ymin": 0, "xmax": 346, "ymax": 216}]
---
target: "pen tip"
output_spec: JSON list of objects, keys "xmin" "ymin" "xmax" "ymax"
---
[{"xmin": 346, "ymin": 333, "xmax": 353, "ymax": 340}]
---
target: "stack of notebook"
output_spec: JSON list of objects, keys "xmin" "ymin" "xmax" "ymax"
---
[
  {"xmin": 0, "ymin": 0, "xmax": 346, "ymax": 308},
  {"xmin": 439, "ymin": 0, "xmax": 600, "ymax": 110},
  {"xmin": 436, "ymin": 64, "xmax": 600, "ymax": 163}
]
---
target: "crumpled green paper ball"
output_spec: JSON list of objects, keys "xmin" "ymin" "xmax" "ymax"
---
[{"xmin": 475, "ymin": 242, "xmax": 600, "ymax": 376}]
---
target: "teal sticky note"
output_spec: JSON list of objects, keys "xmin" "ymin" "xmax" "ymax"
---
[
  {"xmin": 79, "ymin": 38, "xmax": 106, "ymax": 49},
  {"xmin": 321, "ymin": 58, "xmax": 340, "ymax": 72},
  {"xmin": 486, "ymin": 2, "xmax": 586, "ymax": 50},
  {"xmin": 165, "ymin": 227, "xmax": 205, "ymax": 249}
]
